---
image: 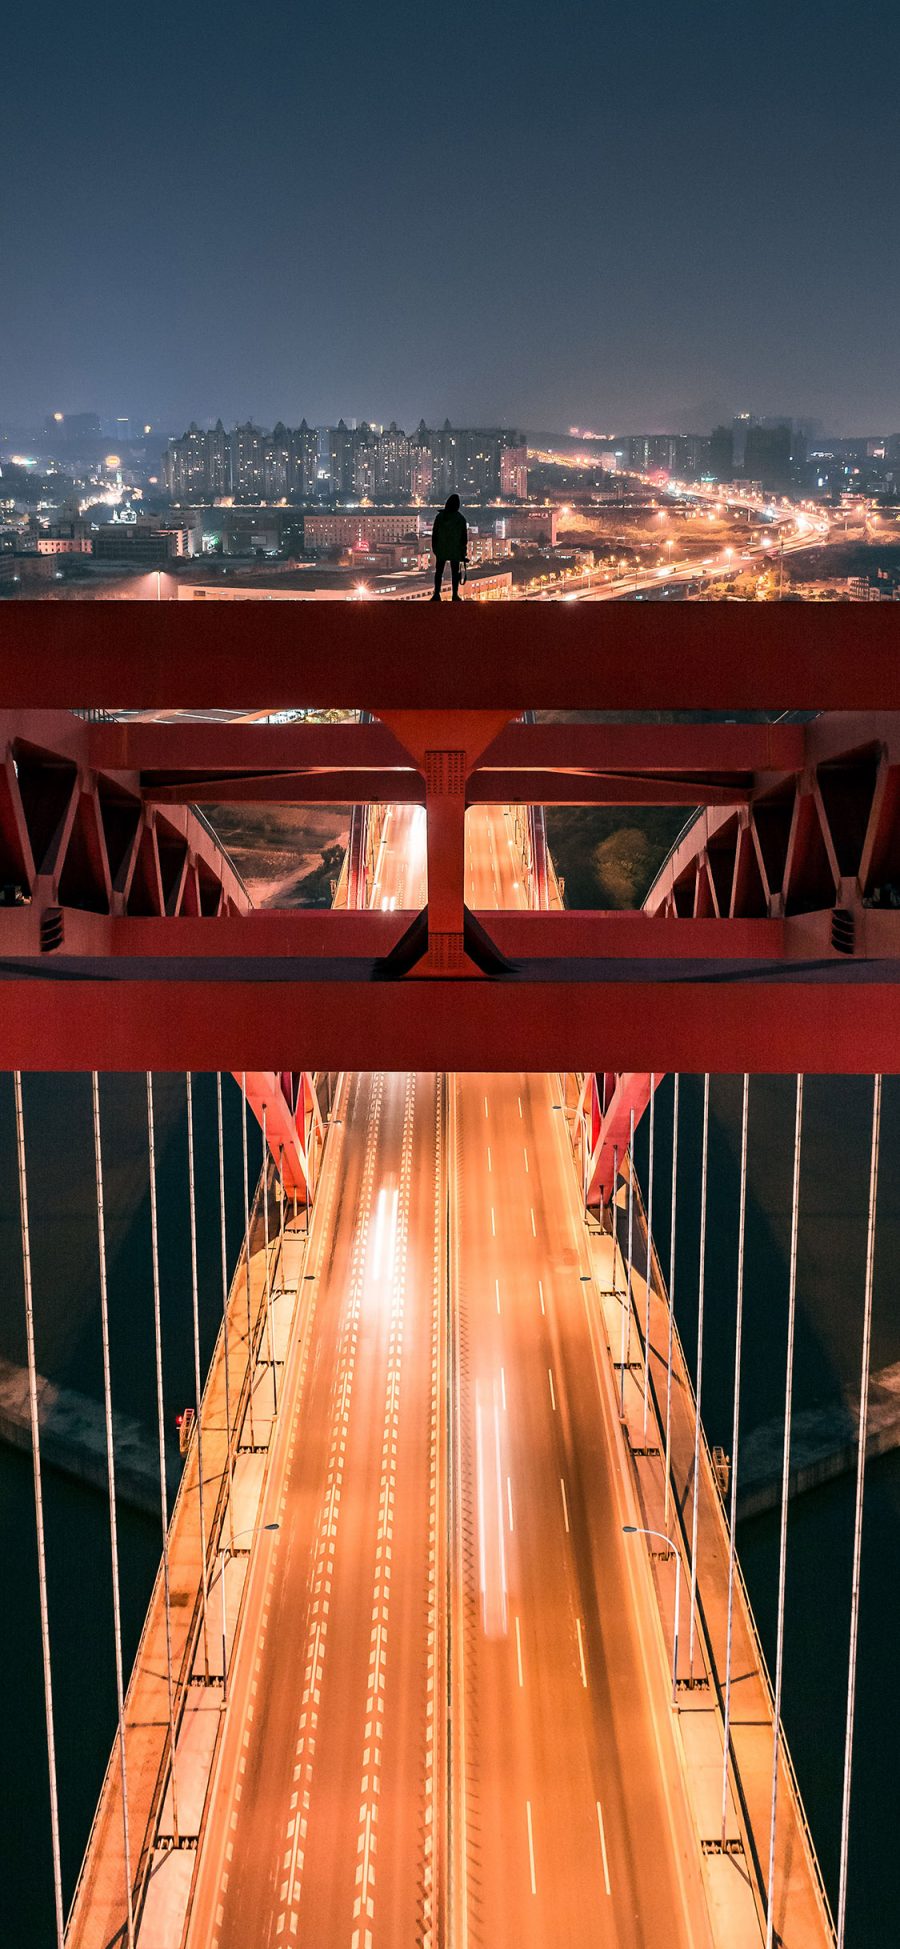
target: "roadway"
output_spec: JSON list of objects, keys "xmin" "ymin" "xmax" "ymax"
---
[
  {"xmin": 187, "ymin": 806, "xmax": 440, "ymax": 1949},
  {"xmin": 184, "ymin": 800, "xmax": 714, "ymax": 1949},
  {"xmin": 453, "ymin": 807, "xmax": 713, "ymax": 1947}
]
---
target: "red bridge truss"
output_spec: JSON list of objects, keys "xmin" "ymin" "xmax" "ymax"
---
[{"xmin": 1, "ymin": 601, "xmax": 899, "ymax": 1085}]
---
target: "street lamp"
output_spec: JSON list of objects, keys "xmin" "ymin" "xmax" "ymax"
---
[
  {"xmin": 623, "ymin": 1524, "xmax": 682, "ymax": 1707},
  {"xmin": 219, "ymin": 1521, "xmax": 280, "ymax": 1703}
]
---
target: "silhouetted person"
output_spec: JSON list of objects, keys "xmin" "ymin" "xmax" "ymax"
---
[{"xmin": 431, "ymin": 493, "xmax": 468, "ymax": 600}]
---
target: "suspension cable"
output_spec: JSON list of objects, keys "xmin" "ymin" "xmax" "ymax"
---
[
  {"xmin": 91, "ymin": 1073, "xmax": 135, "ymax": 1949},
  {"xmin": 664, "ymin": 1074, "xmax": 680, "ymax": 1534},
  {"xmin": 262, "ymin": 1103, "xmax": 277, "ymax": 1414},
  {"xmin": 146, "ymin": 1074, "xmax": 180, "ymax": 1844},
  {"xmin": 766, "ymin": 1073, "xmax": 804, "ymax": 1949},
  {"xmin": 240, "ymin": 1072, "xmax": 254, "ymax": 1447},
  {"xmin": 620, "ymin": 1112, "xmax": 635, "ymax": 1417},
  {"xmin": 611, "ymin": 1143, "xmax": 619, "ymax": 1298},
  {"xmin": 186, "ymin": 1072, "xmax": 209, "ymax": 1678},
  {"xmin": 14, "ymin": 1074, "xmax": 65, "ymax": 1948},
  {"xmin": 689, "ymin": 1074, "xmax": 710, "ymax": 1673},
  {"xmin": 722, "ymin": 1074, "xmax": 750, "ymax": 1844},
  {"xmin": 216, "ymin": 1075, "xmax": 235, "ymax": 1555},
  {"xmin": 643, "ymin": 1075, "xmax": 656, "ymax": 1437},
  {"xmin": 836, "ymin": 1074, "xmax": 882, "ymax": 1947}
]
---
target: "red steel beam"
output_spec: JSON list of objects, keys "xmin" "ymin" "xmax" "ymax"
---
[
  {"xmin": 86, "ymin": 719, "xmax": 414, "ymax": 774},
  {"xmin": 86, "ymin": 716, "xmax": 806, "ymax": 778},
  {"xmin": 142, "ymin": 769, "xmax": 422, "ymax": 806},
  {"xmin": 469, "ymin": 770, "xmax": 751, "ymax": 807},
  {"xmin": 1, "ymin": 976, "xmax": 897, "ymax": 1072},
  {"xmin": 4, "ymin": 907, "xmax": 900, "ymax": 963},
  {"xmin": 4, "ymin": 602, "xmax": 900, "ymax": 711},
  {"xmin": 584, "ymin": 1074, "xmax": 657, "ymax": 1206},
  {"xmin": 480, "ymin": 719, "xmax": 806, "ymax": 774},
  {"xmin": 143, "ymin": 769, "xmax": 747, "ymax": 809}
]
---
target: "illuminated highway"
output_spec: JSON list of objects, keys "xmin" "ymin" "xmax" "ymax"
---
[{"xmin": 187, "ymin": 801, "xmax": 713, "ymax": 1949}]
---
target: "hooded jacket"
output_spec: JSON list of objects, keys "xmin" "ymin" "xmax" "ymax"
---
[{"xmin": 431, "ymin": 504, "xmax": 468, "ymax": 562}]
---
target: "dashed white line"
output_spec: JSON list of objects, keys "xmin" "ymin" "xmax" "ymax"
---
[
  {"xmin": 495, "ymin": 1276, "xmax": 501, "ymax": 1314},
  {"xmin": 538, "ymin": 1278, "xmax": 545, "ymax": 1316},
  {"xmin": 526, "ymin": 1800, "xmax": 537, "ymax": 1895},
  {"xmin": 530, "ymin": 1208, "xmax": 537, "ymax": 1237},
  {"xmin": 487, "ymin": 1145, "xmax": 492, "ymax": 1172},
  {"xmin": 491, "ymin": 1207, "xmax": 496, "ymax": 1237},
  {"xmin": 523, "ymin": 1146, "xmax": 529, "ymax": 1173},
  {"xmin": 506, "ymin": 1476, "xmax": 514, "ymax": 1532},
  {"xmin": 596, "ymin": 1801, "xmax": 612, "ymax": 1896},
  {"xmin": 500, "ymin": 1366, "xmax": 507, "ymax": 1411},
  {"xmin": 560, "ymin": 1476, "xmax": 570, "ymax": 1532},
  {"xmin": 484, "ymin": 1095, "xmax": 489, "ymax": 1118},
  {"xmin": 515, "ymin": 1614, "xmax": 525, "ymax": 1688},
  {"xmin": 548, "ymin": 1368, "xmax": 557, "ymax": 1412},
  {"xmin": 518, "ymin": 1096, "xmax": 524, "ymax": 1118},
  {"xmin": 575, "ymin": 1616, "xmax": 588, "ymax": 1688}
]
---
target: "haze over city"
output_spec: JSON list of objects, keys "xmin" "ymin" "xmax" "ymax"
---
[{"xmin": 3, "ymin": 1, "xmax": 900, "ymax": 434}]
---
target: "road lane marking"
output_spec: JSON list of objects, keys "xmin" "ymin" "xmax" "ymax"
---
[
  {"xmin": 351, "ymin": 1074, "xmax": 414, "ymax": 1948},
  {"xmin": 515, "ymin": 1614, "xmax": 524, "ymax": 1688},
  {"xmin": 523, "ymin": 1146, "xmax": 529, "ymax": 1173},
  {"xmin": 548, "ymin": 1368, "xmax": 557, "ymax": 1411},
  {"xmin": 560, "ymin": 1476, "xmax": 570, "ymax": 1532},
  {"xmin": 272, "ymin": 1073, "xmax": 384, "ymax": 1941},
  {"xmin": 530, "ymin": 1207, "xmax": 537, "ymax": 1236},
  {"xmin": 596, "ymin": 1801, "xmax": 612, "ymax": 1896},
  {"xmin": 507, "ymin": 1475, "xmax": 514, "ymax": 1532},
  {"xmin": 495, "ymin": 1277, "xmax": 501, "ymax": 1314},
  {"xmin": 500, "ymin": 1366, "xmax": 506, "ymax": 1410},
  {"xmin": 526, "ymin": 1800, "xmax": 537, "ymax": 1895},
  {"xmin": 576, "ymin": 1616, "xmax": 587, "ymax": 1687},
  {"xmin": 538, "ymin": 1278, "xmax": 545, "ymax": 1315},
  {"xmin": 487, "ymin": 1145, "xmax": 492, "ymax": 1172},
  {"xmin": 518, "ymin": 1096, "xmax": 524, "ymax": 1118},
  {"xmin": 484, "ymin": 1095, "xmax": 489, "ymax": 1118},
  {"xmin": 491, "ymin": 1207, "xmax": 496, "ymax": 1237}
]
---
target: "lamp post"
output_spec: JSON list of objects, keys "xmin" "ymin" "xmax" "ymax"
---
[
  {"xmin": 623, "ymin": 1524, "xmax": 682, "ymax": 1707},
  {"xmin": 219, "ymin": 1521, "xmax": 279, "ymax": 1704}
]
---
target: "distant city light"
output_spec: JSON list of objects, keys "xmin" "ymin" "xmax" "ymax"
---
[
  {"xmin": 10, "ymin": 454, "xmax": 36, "ymax": 467},
  {"xmin": 53, "ymin": 411, "xmax": 64, "ymax": 422},
  {"xmin": 104, "ymin": 454, "xmax": 121, "ymax": 468}
]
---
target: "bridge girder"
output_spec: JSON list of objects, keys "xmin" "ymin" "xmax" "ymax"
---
[{"xmin": 2, "ymin": 606, "xmax": 900, "ymax": 1074}]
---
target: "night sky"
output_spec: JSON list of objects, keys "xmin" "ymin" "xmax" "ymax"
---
[{"xmin": 2, "ymin": 1, "xmax": 898, "ymax": 434}]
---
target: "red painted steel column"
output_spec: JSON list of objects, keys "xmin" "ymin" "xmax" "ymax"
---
[
  {"xmin": 424, "ymin": 750, "xmax": 467, "ymax": 969},
  {"xmin": 376, "ymin": 709, "xmax": 510, "ymax": 973}
]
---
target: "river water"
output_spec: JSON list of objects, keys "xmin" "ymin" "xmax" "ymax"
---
[{"xmin": 0, "ymin": 1073, "xmax": 896, "ymax": 1943}]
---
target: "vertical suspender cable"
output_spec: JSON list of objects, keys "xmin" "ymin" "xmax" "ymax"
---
[
  {"xmin": 14, "ymin": 1074, "xmax": 65, "ymax": 1949},
  {"xmin": 278, "ymin": 1142, "xmax": 286, "ymax": 1288},
  {"xmin": 146, "ymin": 1074, "xmax": 180, "ymax": 1844},
  {"xmin": 611, "ymin": 1144, "xmax": 619, "ymax": 1298},
  {"xmin": 765, "ymin": 1072, "xmax": 804, "ymax": 1949},
  {"xmin": 91, "ymin": 1073, "xmax": 135, "ymax": 1949},
  {"xmin": 689, "ymin": 1073, "xmax": 710, "ymax": 1673},
  {"xmin": 722, "ymin": 1074, "xmax": 750, "ymax": 1845},
  {"xmin": 186, "ymin": 1072, "xmax": 210, "ymax": 1678},
  {"xmin": 262, "ymin": 1103, "xmax": 277, "ymax": 1414},
  {"xmin": 836, "ymin": 1073, "xmax": 882, "ymax": 1948},
  {"xmin": 643, "ymin": 1075, "xmax": 656, "ymax": 1437},
  {"xmin": 240, "ymin": 1072, "xmax": 255, "ymax": 1447},
  {"xmin": 664, "ymin": 1074, "xmax": 680, "ymax": 1534},
  {"xmin": 619, "ymin": 1112, "xmax": 635, "ymax": 1417},
  {"xmin": 216, "ymin": 1074, "xmax": 235, "ymax": 1555}
]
